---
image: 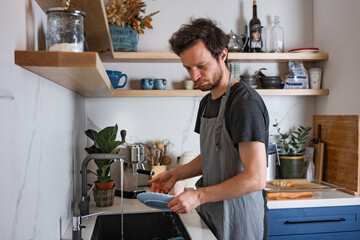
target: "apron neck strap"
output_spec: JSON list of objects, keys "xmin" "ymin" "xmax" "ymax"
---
[
  {"xmin": 225, "ymin": 74, "xmax": 234, "ymax": 96},
  {"xmin": 215, "ymin": 74, "xmax": 234, "ymax": 150}
]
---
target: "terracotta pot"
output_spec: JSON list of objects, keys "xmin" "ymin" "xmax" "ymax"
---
[{"xmin": 95, "ymin": 180, "xmax": 115, "ymax": 190}]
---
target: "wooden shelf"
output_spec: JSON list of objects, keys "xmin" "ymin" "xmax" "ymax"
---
[
  {"xmin": 25, "ymin": 0, "xmax": 329, "ymax": 98},
  {"xmin": 228, "ymin": 52, "xmax": 328, "ymax": 62},
  {"xmin": 34, "ymin": 0, "xmax": 328, "ymax": 64},
  {"xmin": 113, "ymin": 89, "xmax": 208, "ymax": 97},
  {"xmin": 103, "ymin": 52, "xmax": 328, "ymax": 62},
  {"xmin": 15, "ymin": 51, "xmax": 113, "ymax": 97},
  {"xmin": 256, "ymin": 89, "xmax": 329, "ymax": 96},
  {"xmin": 113, "ymin": 89, "xmax": 329, "ymax": 97},
  {"xmin": 15, "ymin": 51, "xmax": 329, "ymax": 97}
]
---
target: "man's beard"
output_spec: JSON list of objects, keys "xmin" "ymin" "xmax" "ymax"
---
[{"xmin": 198, "ymin": 64, "xmax": 223, "ymax": 91}]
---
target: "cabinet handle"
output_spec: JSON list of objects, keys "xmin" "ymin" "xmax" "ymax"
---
[{"xmin": 284, "ymin": 218, "xmax": 345, "ymax": 224}]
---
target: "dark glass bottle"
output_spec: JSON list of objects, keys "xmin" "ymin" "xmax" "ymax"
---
[{"xmin": 249, "ymin": 0, "xmax": 263, "ymax": 52}]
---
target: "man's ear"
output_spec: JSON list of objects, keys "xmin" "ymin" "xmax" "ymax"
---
[{"xmin": 219, "ymin": 48, "xmax": 228, "ymax": 62}]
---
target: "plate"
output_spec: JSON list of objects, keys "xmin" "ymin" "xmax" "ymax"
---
[
  {"xmin": 137, "ymin": 192, "xmax": 174, "ymax": 210},
  {"xmin": 288, "ymin": 47, "xmax": 319, "ymax": 53}
]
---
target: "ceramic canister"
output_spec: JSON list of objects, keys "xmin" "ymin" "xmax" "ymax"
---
[{"xmin": 308, "ymin": 68, "xmax": 323, "ymax": 89}]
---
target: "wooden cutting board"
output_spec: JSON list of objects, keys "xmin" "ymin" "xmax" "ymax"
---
[
  {"xmin": 313, "ymin": 115, "xmax": 360, "ymax": 195},
  {"xmin": 266, "ymin": 179, "xmax": 326, "ymax": 190}
]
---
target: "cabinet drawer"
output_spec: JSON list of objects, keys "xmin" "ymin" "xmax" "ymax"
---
[
  {"xmin": 269, "ymin": 230, "xmax": 360, "ymax": 240},
  {"xmin": 269, "ymin": 205, "xmax": 360, "ymax": 236}
]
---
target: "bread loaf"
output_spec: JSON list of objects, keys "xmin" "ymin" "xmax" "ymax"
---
[
  {"xmin": 271, "ymin": 180, "xmax": 294, "ymax": 187},
  {"xmin": 266, "ymin": 191, "xmax": 313, "ymax": 200}
]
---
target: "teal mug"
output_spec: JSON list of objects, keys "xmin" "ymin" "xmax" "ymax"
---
[
  {"xmin": 154, "ymin": 78, "xmax": 167, "ymax": 90},
  {"xmin": 141, "ymin": 78, "xmax": 154, "ymax": 90},
  {"xmin": 106, "ymin": 70, "xmax": 128, "ymax": 89}
]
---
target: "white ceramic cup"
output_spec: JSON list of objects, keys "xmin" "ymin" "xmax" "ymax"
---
[
  {"xmin": 184, "ymin": 80, "xmax": 194, "ymax": 90},
  {"xmin": 309, "ymin": 68, "xmax": 323, "ymax": 89}
]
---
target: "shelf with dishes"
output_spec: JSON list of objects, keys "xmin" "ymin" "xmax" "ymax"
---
[
  {"xmin": 14, "ymin": 50, "xmax": 329, "ymax": 97},
  {"xmin": 17, "ymin": 0, "xmax": 329, "ymax": 98},
  {"xmin": 105, "ymin": 51, "xmax": 328, "ymax": 62},
  {"xmin": 33, "ymin": 0, "xmax": 329, "ymax": 63},
  {"xmin": 113, "ymin": 89, "xmax": 329, "ymax": 97}
]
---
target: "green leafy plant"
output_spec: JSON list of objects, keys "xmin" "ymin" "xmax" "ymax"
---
[
  {"xmin": 273, "ymin": 120, "xmax": 312, "ymax": 156},
  {"xmin": 85, "ymin": 124, "xmax": 123, "ymax": 183}
]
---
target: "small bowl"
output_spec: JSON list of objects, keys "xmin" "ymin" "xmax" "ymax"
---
[{"xmin": 260, "ymin": 76, "xmax": 281, "ymax": 89}]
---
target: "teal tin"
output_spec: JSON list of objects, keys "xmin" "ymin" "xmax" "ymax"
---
[{"xmin": 108, "ymin": 24, "xmax": 138, "ymax": 52}]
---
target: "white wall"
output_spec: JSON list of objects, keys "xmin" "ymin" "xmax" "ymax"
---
[
  {"xmin": 313, "ymin": 0, "xmax": 360, "ymax": 114},
  {"xmin": 87, "ymin": 0, "xmax": 316, "ymax": 163},
  {"xmin": 0, "ymin": 0, "xmax": 86, "ymax": 239}
]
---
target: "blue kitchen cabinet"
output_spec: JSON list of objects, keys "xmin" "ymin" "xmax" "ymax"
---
[{"xmin": 268, "ymin": 205, "xmax": 360, "ymax": 240}]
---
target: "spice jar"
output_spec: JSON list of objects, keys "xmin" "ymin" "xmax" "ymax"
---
[{"xmin": 46, "ymin": 7, "xmax": 85, "ymax": 52}]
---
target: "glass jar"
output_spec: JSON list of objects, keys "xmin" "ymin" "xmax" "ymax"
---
[
  {"xmin": 46, "ymin": 7, "xmax": 85, "ymax": 52},
  {"xmin": 228, "ymin": 30, "xmax": 242, "ymax": 52},
  {"xmin": 270, "ymin": 15, "xmax": 284, "ymax": 53}
]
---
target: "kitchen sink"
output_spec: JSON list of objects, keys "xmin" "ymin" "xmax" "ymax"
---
[{"xmin": 91, "ymin": 211, "xmax": 191, "ymax": 240}]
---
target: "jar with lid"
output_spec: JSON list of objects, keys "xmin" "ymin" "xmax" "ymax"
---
[
  {"xmin": 46, "ymin": 7, "xmax": 85, "ymax": 52},
  {"xmin": 270, "ymin": 15, "xmax": 284, "ymax": 53}
]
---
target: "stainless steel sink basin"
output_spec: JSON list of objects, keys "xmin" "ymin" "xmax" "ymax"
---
[{"xmin": 91, "ymin": 212, "xmax": 191, "ymax": 240}]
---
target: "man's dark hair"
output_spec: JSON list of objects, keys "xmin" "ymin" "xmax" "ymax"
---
[{"xmin": 169, "ymin": 18, "xmax": 229, "ymax": 63}]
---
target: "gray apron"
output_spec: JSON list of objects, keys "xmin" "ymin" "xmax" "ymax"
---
[{"xmin": 197, "ymin": 76, "xmax": 266, "ymax": 240}]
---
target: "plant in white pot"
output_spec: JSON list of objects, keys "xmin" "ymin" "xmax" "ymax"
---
[
  {"xmin": 273, "ymin": 120, "xmax": 312, "ymax": 179},
  {"xmin": 85, "ymin": 124, "xmax": 124, "ymax": 207}
]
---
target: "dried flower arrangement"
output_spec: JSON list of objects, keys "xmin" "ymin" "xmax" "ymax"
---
[{"xmin": 105, "ymin": 0, "xmax": 159, "ymax": 34}]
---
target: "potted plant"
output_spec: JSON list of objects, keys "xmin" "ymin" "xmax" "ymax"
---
[
  {"xmin": 273, "ymin": 120, "xmax": 312, "ymax": 179},
  {"xmin": 85, "ymin": 124, "xmax": 124, "ymax": 207},
  {"xmin": 105, "ymin": 0, "xmax": 160, "ymax": 52}
]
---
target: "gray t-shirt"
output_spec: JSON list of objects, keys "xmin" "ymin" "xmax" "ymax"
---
[{"xmin": 195, "ymin": 81, "xmax": 269, "ymax": 151}]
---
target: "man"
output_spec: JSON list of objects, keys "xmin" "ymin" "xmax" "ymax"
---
[{"xmin": 149, "ymin": 18, "xmax": 269, "ymax": 240}]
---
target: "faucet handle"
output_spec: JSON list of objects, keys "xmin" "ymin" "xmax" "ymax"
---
[
  {"xmin": 81, "ymin": 211, "xmax": 106, "ymax": 219},
  {"xmin": 72, "ymin": 211, "xmax": 105, "ymax": 240},
  {"xmin": 73, "ymin": 211, "xmax": 105, "ymax": 228}
]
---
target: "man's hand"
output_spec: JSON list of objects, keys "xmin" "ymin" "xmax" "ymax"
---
[
  {"xmin": 148, "ymin": 170, "xmax": 178, "ymax": 194},
  {"xmin": 167, "ymin": 190, "xmax": 202, "ymax": 214}
]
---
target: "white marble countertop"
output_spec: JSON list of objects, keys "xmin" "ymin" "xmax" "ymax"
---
[
  {"xmin": 62, "ymin": 189, "xmax": 360, "ymax": 239},
  {"xmin": 267, "ymin": 190, "xmax": 360, "ymax": 209}
]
